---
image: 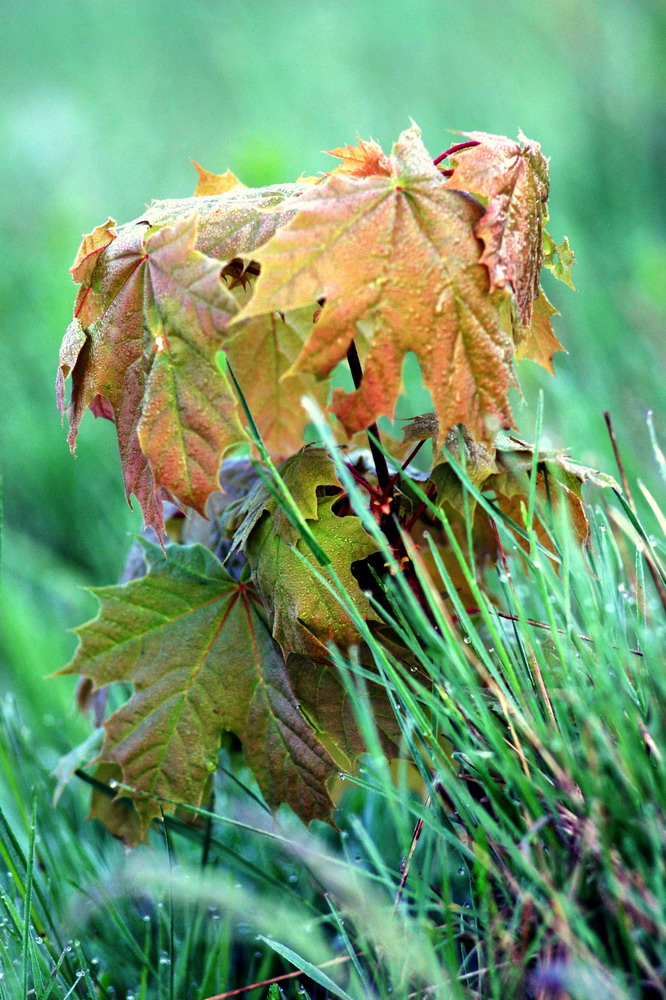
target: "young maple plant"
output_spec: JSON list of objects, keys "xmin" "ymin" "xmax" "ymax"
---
[{"xmin": 57, "ymin": 124, "xmax": 601, "ymax": 842}]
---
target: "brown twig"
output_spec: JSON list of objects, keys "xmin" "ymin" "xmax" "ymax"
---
[
  {"xmin": 346, "ymin": 340, "xmax": 391, "ymax": 492},
  {"xmin": 203, "ymin": 954, "xmax": 352, "ymax": 1000},
  {"xmin": 394, "ymin": 795, "xmax": 430, "ymax": 910}
]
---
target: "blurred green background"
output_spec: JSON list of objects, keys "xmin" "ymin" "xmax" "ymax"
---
[{"xmin": 1, "ymin": 0, "xmax": 664, "ymax": 730}]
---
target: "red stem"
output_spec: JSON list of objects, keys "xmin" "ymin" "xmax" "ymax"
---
[{"xmin": 433, "ymin": 139, "xmax": 480, "ymax": 167}]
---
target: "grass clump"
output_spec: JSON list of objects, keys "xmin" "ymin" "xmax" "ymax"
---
[{"xmin": 1, "ymin": 422, "xmax": 665, "ymax": 999}]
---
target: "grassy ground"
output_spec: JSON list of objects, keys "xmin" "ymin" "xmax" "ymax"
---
[{"xmin": 1, "ymin": 434, "xmax": 665, "ymax": 997}]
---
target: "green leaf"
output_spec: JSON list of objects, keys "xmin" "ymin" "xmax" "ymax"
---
[
  {"xmin": 231, "ymin": 447, "xmax": 344, "ymax": 553},
  {"xmin": 543, "ymin": 230, "xmax": 576, "ymax": 289},
  {"xmin": 59, "ymin": 542, "xmax": 336, "ymax": 838},
  {"xmin": 246, "ymin": 495, "xmax": 380, "ymax": 661},
  {"xmin": 144, "ymin": 181, "xmax": 305, "ymax": 259}
]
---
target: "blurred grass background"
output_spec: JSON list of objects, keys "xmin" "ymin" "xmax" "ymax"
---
[{"xmin": 1, "ymin": 0, "xmax": 664, "ymax": 728}]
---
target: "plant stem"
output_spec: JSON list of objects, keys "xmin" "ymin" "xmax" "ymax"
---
[
  {"xmin": 346, "ymin": 340, "xmax": 391, "ymax": 492},
  {"xmin": 432, "ymin": 139, "xmax": 480, "ymax": 166},
  {"xmin": 604, "ymin": 411, "xmax": 666, "ymax": 615}
]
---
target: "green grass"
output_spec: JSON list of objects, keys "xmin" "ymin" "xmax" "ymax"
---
[{"xmin": 1, "ymin": 417, "xmax": 664, "ymax": 998}]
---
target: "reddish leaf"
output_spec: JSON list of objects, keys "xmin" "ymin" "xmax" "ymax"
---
[
  {"xmin": 69, "ymin": 217, "xmax": 117, "ymax": 285},
  {"xmin": 225, "ymin": 305, "xmax": 328, "ymax": 460},
  {"xmin": 515, "ymin": 289, "xmax": 566, "ymax": 374},
  {"xmin": 444, "ymin": 130, "xmax": 549, "ymax": 327},
  {"xmin": 64, "ymin": 212, "xmax": 246, "ymax": 530}
]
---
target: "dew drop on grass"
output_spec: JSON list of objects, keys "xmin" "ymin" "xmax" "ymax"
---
[
  {"xmin": 108, "ymin": 779, "xmax": 118, "ymax": 789},
  {"xmin": 159, "ymin": 952, "xmax": 171, "ymax": 965},
  {"xmin": 75, "ymin": 969, "xmax": 85, "ymax": 978}
]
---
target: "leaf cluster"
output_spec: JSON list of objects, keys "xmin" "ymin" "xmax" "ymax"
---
[{"xmin": 55, "ymin": 124, "xmax": 616, "ymax": 840}]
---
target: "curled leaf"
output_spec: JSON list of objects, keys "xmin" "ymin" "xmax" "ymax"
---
[
  {"xmin": 69, "ymin": 217, "xmax": 117, "ymax": 285},
  {"xmin": 444, "ymin": 130, "xmax": 550, "ymax": 327}
]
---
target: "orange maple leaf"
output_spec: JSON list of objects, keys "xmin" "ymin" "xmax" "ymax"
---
[
  {"xmin": 324, "ymin": 138, "xmax": 392, "ymax": 179},
  {"xmin": 235, "ymin": 124, "xmax": 516, "ymax": 446}
]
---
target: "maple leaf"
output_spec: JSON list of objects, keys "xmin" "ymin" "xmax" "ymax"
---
[
  {"xmin": 69, "ymin": 217, "xmax": 117, "ymax": 285},
  {"xmin": 324, "ymin": 138, "xmax": 393, "ymax": 179},
  {"xmin": 88, "ymin": 762, "xmax": 143, "ymax": 844},
  {"xmin": 64, "ymin": 212, "xmax": 246, "ymax": 530},
  {"xmin": 225, "ymin": 305, "xmax": 328, "ymax": 460},
  {"xmin": 247, "ymin": 495, "xmax": 380, "ymax": 661},
  {"xmin": 191, "ymin": 161, "xmax": 245, "ymax": 197},
  {"xmin": 487, "ymin": 433, "xmax": 619, "ymax": 544},
  {"xmin": 236, "ymin": 451, "xmax": 379, "ymax": 659},
  {"xmin": 56, "ymin": 318, "xmax": 87, "ymax": 415},
  {"xmin": 143, "ymin": 181, "xmax": 307, "ymax": 260},
  {"xmin": 235, "ymin": 123, "xmax": 516, "ymax": 446},
  {"xmin": 444, "ymin": 130, "xmax": 549, "ymax": 327},
  {"xmin": 59, "ymin": 542, "xmax": 336, "ymax": 838},
  {"xmin": 231, "ymin": 447, "xmax": 344, "ymax": 553},
  {"xmin": 286, "ymin": 654, "xmax": 402, "ymax": 770},
  {"xmin": 515, "ymin": 289, "xmax": 566, "ymax": 374}
]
